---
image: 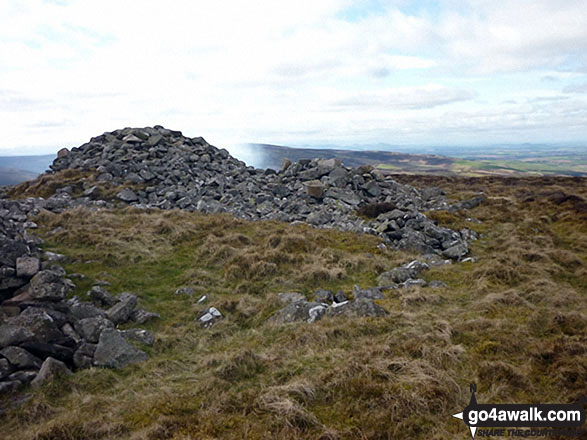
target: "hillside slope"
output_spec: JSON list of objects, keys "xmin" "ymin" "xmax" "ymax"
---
[{"xmin": 0, "ymin": 128, "xmax": 585, "ymax": 439}]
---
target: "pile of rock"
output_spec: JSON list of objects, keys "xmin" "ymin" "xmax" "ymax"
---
[
  {"xmin": 45, "ymin": 126, "xmax": 480, "ymax": 259},
  {"xmin": 0, "ymin": 199, "xmax": 158, "ymax": 394}
]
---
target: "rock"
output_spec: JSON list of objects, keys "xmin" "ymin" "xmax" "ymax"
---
[
  {"xmin": 61, "ymin": 323, "xmax": 81, "ymax": 343},
  {"xmin": 0, "ymin": 358, "xmax": 13, "ymax": 380},
  {"xmin": 7, "ymin": 370, "xmax": 37, "ymax": 384},
  {"xmin": 0, "ymin": 324, "xmax": 34, "ymax": 348},
  {"xmin": 428, "ymin": 280, "xmax": 448, "ymax": 288},
  {"xmin": 404, "ymin": 260, "xmax": 429, "ymax": 278},
  {"xmin": 277, "ymin": 292, "xmax": 306, "ymax": 304},
  {"xmin": 75, "ymin": 317, "xmax": 114, "ymax": 343},
  {"xmin": 29, "ymin": 270, "xmax": 72, "ymax": 301},
  {"xmin": 271, "ymin": 301, "xmax": 323, "ymax": 324},
  {"xmin": 88, "ymin": 286, "xmax": 117, "ymax": 306},
  {"xmin": 68, "ymin": 296, "xmax": 107, "ymax": 320},
  {"xmin": 16, "ymin": 257, "xmax": 40, "ymax": 279},
  {"xmin": 326, "ymin": 298, "xmax": 388, "ymax": 318},
  {"xmin": 442, "ymin": 243, "xmax": 468, "ymax": 259},
  {"xmin": 0, "ymin": 346, "xmax": 42, "ymax": 369},
  {"xmin": 31, "ymin": 357, "xmax": 71, "ymax": 388},
  {"xmin": 44, "ymin": 251, "xmax": 66, "ymax": 262},
  {"xmin": 314, "ymin": 289, "xmax": 333, "ymax": 303},
  {"xmin": 175, "ymin": 286, "xmax": 195, "ymax": 295},
  {"xmin": 73, "ymin": 342, "xmax": 96, "ymax": 369},
  {"xmin": 378, "ymin": 268, "xmax": 410, "ymax": 286},
  {"xmin": 334, "ymin": 291, "xmax": 348, "ymax": 303},
  {"xmin": 308, "ymin": 304, "xmax": 327, "ymax": 323},
  {"xmin": 93, "ymin": 328, "xmax": 147, "ymax": 368},
  {"xmin": 0, "ymin": 380, "xmax": 21, "ymax": 394},
  {"xmin": 304, "ymin": 180, "xmax": 325, "ymax": 199},
  {"xmin": 120, "ymin": 328, "xmax": 155, "ymax": 346},
  {"xmin": 116, "ymin": 188, "xmax": 139, "ymax": 202},
  {"xmin": 19, "ymin": 342, "xmax": 74, "ymax": 364},
  {"xmin": 402, "ymin": 279, "xmax": 428, "ymax": 288},
  {"xmin": 198, "ymin": 307, "xmax": 222, "ymax": 328},
  {"xmin": 0, "ymin": 238, "xmax": 29, "ymax": 267},
  {"xmin": 57, "ymin": 148, "xmax": 69, "ymax": 158},
  {"xmin": 130, "ymin": 308, "xmax": 160, "ymax": 324},
  {"xmin": 281, "ymin": 158, "xmax": 292, "ymax": 172},
  {"xmin": 352, "ymin": 285, "xmax": 384, "ymax": 300},
  {"xmin": 106, "ymin": 292, "xmax": 137, "ymax": 324}
]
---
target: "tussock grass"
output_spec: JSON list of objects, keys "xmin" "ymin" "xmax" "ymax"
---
[{"xmin": 1, "ymin": 175, "xmax": 586, "ymax": 439}]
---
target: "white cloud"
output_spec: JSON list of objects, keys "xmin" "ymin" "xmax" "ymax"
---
[{"xmin": 0, "ymin": 0, "xmax": 586, "ymax": 153}]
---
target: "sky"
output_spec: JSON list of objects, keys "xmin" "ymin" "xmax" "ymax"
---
[{"xmin": 1, "ymin": 0, "xmax": 587, "ymax": 155}]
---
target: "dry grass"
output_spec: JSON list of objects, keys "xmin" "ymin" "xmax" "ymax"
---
[{"xmin": 1, "ymin": 175, "xmax": 586, "ymax": 439}]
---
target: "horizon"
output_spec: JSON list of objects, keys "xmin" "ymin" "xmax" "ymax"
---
[{"xmin": 1, "ymin": 1, "xmax": 587, "ymax": 154}]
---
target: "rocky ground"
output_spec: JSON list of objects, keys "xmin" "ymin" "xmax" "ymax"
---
[{"xmin": 1, "ymin": 127, "xmax": 584, "ymax": 439}]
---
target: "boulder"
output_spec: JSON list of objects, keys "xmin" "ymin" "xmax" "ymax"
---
[
  {"xmin": 271, "ymin": 301, "xmax": 324, "ymax": 324},
  {"xmin": 304, "ymin": 180, "xmax": 325, "ymax": 199},
  {"xmin": 314, "ymin": 289, "xmax": 333, "ymax": 303},
  {"xmin": 116, "ymin": 188, "xmax": 138, "ymax": 202},
  {"xmin": 73, "ymin": 342, "xmax": 96, "ymax": 369},
  {"xmin": 88, "ymin": 286, "xmax": 117, "ymax": 306},
  {"xmin": 378, "ymin": 268, "xmax": 410, "ymax": 286},
  {"xmin": 93, "ymin": 328, "xmax": 147, "ymax": 369}
]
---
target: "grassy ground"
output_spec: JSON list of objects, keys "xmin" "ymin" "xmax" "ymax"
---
[{"xmin": 1, "ymin": 175, "xmax": 586, "ymax": 439}]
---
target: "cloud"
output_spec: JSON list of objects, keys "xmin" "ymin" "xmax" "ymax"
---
[
  {"xmin": 564, "ymin": 83, "xmax": 587, "ymax": 94},
  {"xmin": 0, "ymin": 0, "xmax": 586, "ymax": 152}
]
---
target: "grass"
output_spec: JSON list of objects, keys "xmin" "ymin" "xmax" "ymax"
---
[{"xmin": 1, "ymin": 175, "xmax": 586, "ymax": 439}]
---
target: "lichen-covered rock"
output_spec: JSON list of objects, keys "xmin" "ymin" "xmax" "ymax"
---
[{"xmin": 31, "ymin": 357, "xmax": 71, "ymax": 388}]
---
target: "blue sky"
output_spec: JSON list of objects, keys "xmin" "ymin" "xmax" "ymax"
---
[{"xmin": 0, "ymin": 0, "xmax": 586, "ymax": 155}]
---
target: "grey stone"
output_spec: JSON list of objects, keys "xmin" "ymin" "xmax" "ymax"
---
[
  {"xmin": 31, "ymin": 357, "xmax": 71, "ymax": 388},
  {"xmin": 116, "ymin": 188, "xmax": 139, "ymax": 202},
  {"xmin": 402, "ymin": 279, "xmax": 428, "ymax": 288},
  {"xmin": 175, "ymin": 286, "xmax": 195, "ymax": 295},
  {"xmin": 75, "ymin": 317, "xmax": 114, "ymax": 343},
  {"xmin": 378, "ymin": 268, "xmax": 410, "ymax": 286},
  {"xmin": 314, "ymin": 289, "xmax": 333, "ymax": 303},
  {"xmin": 0, "ymin": 380, "xmax": 21, "ymax": 394},
  {"xmin": 0, "ymin": 346, "xmax": 42, "ymax": 369},
  {"xmin": 68, "ymin": 296, "xmax": 106, "ymax": 320},
  {"xmin": 106, "ymin": 292, "xmax": 137, "ymax": 324},
  {"xmin": 326, "ymin": 298, "xmax": 388, "ymax": 318},
  {"xmin": 73, "ymin": 342, "xmax": 96, "ymax": 369},
  {"xmin": 88, "ymin": 286, "xmax": 117, "ymax": 306},
  {"xmin": 120, "ymin": 328, "xmax": 155, "ymax": 346},
  {"xmin": 93, "ymin": 328, "xmax": 147, "ymax": 368},
  {"xmin": 442, "ymin": 243, "xmax": 468, "ymax": 259},
  {"xmin": 0, "ymin": 358, "xmax": 13, "ymax": 380},
  {"xmin": 16, "ymin": 256, "xmax": 40, "ymax": 278},
  {"xmin": 334, "ymin": 291, "xmax": 348, "ymax": 303},
  {"xmin": 277, "ymin": 292, "xmax": 305, "ymax": 304},
  {"xmin": 29, "ymin": 270, "xmax": 72, "ymax": 301},
  {"xmin": 352, "ymin": 285, "xmax": 384, "ymax": 300},
  {"xmin": 271, "ymin": 301, "xmax": 323, "ymax": 324},
  {"xmin": 7, "ymin": 370, "xmax": 37, "ymax": 384},
  {"xmin": 428, "ymin": 280, "xmax": 448, "ymax": 288},
  {"xmin": 130, "ymin": 308, "xmax": 160, "ymax": 324},
  {"xmin": 304, "ymin": 180, "xmax": 325, "ymax": 199}
]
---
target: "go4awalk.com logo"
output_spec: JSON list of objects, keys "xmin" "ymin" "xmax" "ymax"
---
[{"xmin": 452, "ymin": 385, "xmax": 586, "ymax": 438}]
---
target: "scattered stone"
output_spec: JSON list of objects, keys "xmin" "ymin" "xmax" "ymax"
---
[
  {"xmin": 120, "ymin": 328, "xmax": 155, "ymax": 346},
  {"xmin": 198, "ymin": 307, "xmax": 223, "ymax": 328},
  {"xmin": 175, "ymin": 286, "xmax": 195, "ymax": 295},
  {"xmin": 325, "ymin": 298, "xmax": 388, "ymax": 318},
  {"xmin": 428, "ymin": 280, "xmax": 448, "ymax": 288}
]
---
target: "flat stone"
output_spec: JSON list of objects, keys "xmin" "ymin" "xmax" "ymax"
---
[{"xmin": 116, "ymin": 188, "xmax": 139, "ymax": 202}]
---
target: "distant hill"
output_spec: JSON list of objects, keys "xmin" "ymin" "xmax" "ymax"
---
[
  {"xmin": 249, "ymin": 143, "xmax": 587, "ymax": 177},
  {"xmin": 0, "ymin": 154, "xmax": 54, "ymax": 186}
]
